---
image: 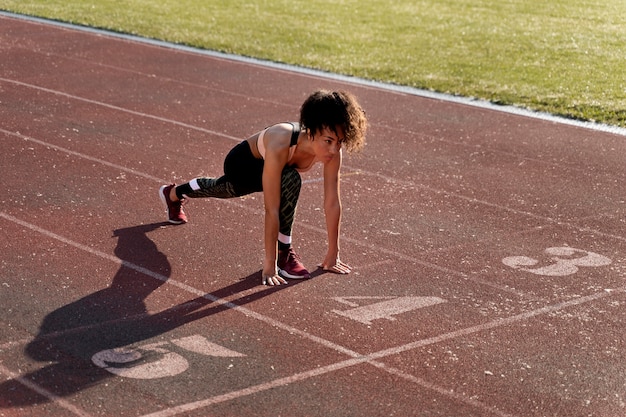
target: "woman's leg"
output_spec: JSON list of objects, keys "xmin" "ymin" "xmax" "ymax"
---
[
  {"xmin": 174, "ymin": 177, "xmax": 238, "ymax": 200},
  {"xmin": 276, "ymin": 167, "xmax": 309, "ymax": 279},
  {"xmin": 160, "ymin": 141, "xmax": 262, "ymax": 224},
  {"xmin": 176, "ymin": 164, "xmax": 301, "ymax": 237},
  {"xmin": 277, "ymin": 167, "xmax": 301, "ymax": 249}
]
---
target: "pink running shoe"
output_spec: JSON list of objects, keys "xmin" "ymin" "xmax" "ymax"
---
[
  {"xmin": 159, "ymin": 184, "xmax": 188, "ymax": 224},
  {"xmin": 277, "ymin": 248, "xmax": 310, "ymax": 279}
]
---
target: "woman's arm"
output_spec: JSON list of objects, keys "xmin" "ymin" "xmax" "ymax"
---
[
  {"xmin": 261, "ymin": 125, "xmax": 291, "ymax": 285},
  {"xmin": 321, "ymin": 149, "xmax": 352, "ymax": 274}
]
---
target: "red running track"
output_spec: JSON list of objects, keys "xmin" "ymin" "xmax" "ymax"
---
[{"xmin": 2, "ymin": 12, "xmax": 626, "ymax": 417}]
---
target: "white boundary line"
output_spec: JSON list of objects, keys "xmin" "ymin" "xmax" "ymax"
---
[
  {"xmin": 1, "ymin": 13, "xmax": 624, "ymax": 416},
  {"xmin": 0, "ymin": 125, "xmax": 536, "ymax": 299},
  {"xmin": 2, "ymin": 126, "xmax": 625, "ymax": 416},
  {"xmin": 6, "ymin": 101, "xmax": 626, "ymax": 294},
  {"xmin": 0, "ymin": 211, "xmax": 513, "ymax": 417},
  {"xmin": 1, "ymin": 11, "xmax": 625, "ymax": 138},
  {"xmin": 5, "ymin": 66, "xmax": 626, "ymax": 302},
  {"xmin": 0, "ymin": 95, "xmax": 614, "ymax": 417},
  {"xmin": 5, "ymin": 70, "xmax": 626, "ymax": 298},
  {"xmin": 2, "ymin": 212, "xmax": 623, "ymax": 417},
  {"xmin": 142, "ymin": 290, "xmax": 620, "ymax": 417},
  {"xmin": 0, "ymin": 362, "xmax": 93, "ymax": 417}
]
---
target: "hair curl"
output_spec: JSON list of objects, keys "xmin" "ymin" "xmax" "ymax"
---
[{"xmin": 299, "ymin": 90, "xmax": 367, "ymax": 153}]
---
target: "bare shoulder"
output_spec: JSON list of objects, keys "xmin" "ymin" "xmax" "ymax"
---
[{"xmin": 264, "ymin": 123, "xmax": 294, "ymax": 151}]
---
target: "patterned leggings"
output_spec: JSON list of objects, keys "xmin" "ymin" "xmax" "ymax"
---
[{"xmin": 175, "ymin": 141, "xmax": 301, "ymax": 237}]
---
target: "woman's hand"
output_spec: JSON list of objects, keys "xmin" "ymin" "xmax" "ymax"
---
[
  {"xmin": 262, "ymin": 273, "xmax": 288, "ymax": 286},
  {"xmin": 321, "ymin": 257, "xmax": 352, "ymax": 274}
]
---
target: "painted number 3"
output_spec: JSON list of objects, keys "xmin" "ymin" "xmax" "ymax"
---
[{"xmin": 502, "ymin": 247, "xmax": 611, "ymax": 276}]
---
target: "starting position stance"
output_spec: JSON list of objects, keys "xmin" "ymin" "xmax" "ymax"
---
[{"xmin": 159, "ymin": 90, "xmax": 368, "ymax": 285}]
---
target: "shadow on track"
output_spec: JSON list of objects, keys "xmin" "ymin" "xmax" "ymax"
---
[{"xmin": 0, "ymin": 221, "xmax": 319, "ymax": 408}]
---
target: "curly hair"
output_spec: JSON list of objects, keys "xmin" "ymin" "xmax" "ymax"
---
[{"xmin": 299, "ymin": 90, "xmax": 368, "ymax": 153}]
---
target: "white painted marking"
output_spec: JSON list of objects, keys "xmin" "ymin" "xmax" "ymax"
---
[
  {"xmin": 0, "ymin": 124, "xmax": 620, "ymax": 414},
  {"xmin": 92, "ymin": 345, "xmax": 189, "ymax": 379},
  {"xmin": 332, "ymin": 295, "xmax": 395, "ymax": 307},
  {"xmin": 2, "ymin": 127, "xmax": 531, "ymax": 300},
  {"xmin": 4, "ymin": 87, "xmax": 625, "ymax": 294},
  {"xmin": 3, "ymin": 10, "xmax": 624, "ymax": 137},
  {"xmin": 2, "ymin": 201, "xmax": 620, "ymax": 417},
  {"xmin": 366, "ymin": 289, "xmax": 619, "ymax": 361},
  {"xmin": 332, "ymin": 296, "xmax": 446, "ymax": 325},
  {"xmin": 91, "ymin": 336, "xmax": 245, "ymax": 379},
  {"xmin": 171, "ymin": 335, "xmax": 245, "ymax": 357},
  {"xmin": 140, "ymin": 290, "xmax": 621, "ymax": 417},
  {"xmin": 0, "ymin": 78, "xmax": 242, "ymax": 142},
  {"xmin": 0, "ymin": 362, "xmax": 94, "ymax": 417},
  {"xmin": 502, "ymin": 246, "xmax": 611, "ymax": 276},
  {"xmin": 1, "ymin": 128, "xmax": 164, "ymax": 182},
  {"xmin": 1, "ymin": 13, "xmax": 623, "ymax": 417},
  {"xmin": 0, "ymin": 212, "xmax": 361, "ymax": 357}
]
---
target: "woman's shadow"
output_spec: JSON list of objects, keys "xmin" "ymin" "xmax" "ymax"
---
[{"xmin": 0, "ymin": 221, "xmax": 309, "ymax": 407}]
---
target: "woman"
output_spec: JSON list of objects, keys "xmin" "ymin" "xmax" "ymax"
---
[{"xmin": 160, "ymin": 90, "xmax": 367, "ymax": 285}]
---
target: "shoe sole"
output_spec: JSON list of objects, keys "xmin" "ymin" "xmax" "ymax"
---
[
  {"xmin": 277, "ymin": 268, "xmax": 310, "ymax": 280},
  {"xmin": 159, "ymin": 185, "xmax": 186, "ymax": 224}
]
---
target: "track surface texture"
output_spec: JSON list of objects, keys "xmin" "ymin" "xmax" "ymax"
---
[{"xmin": 2, "ymin": 13, "xmax": 626, "ymax": 417}]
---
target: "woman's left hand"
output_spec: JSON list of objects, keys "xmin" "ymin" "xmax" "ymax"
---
[{"xmin": 321, "ymin": 258, "xmax": 352, "ymax": 274}]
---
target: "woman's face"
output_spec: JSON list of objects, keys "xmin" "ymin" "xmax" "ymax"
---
[{"xmin": 312, "ymin": 126, "xmax": 344, "ymax": 162}]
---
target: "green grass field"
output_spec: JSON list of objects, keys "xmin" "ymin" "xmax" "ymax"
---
[{"xmin": 2, "ymin": 0, "xmax": 625, "ymax": 127}]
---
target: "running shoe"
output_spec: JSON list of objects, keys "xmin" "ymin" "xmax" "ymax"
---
[
  {"xmin": 277, "ymin": 247, "xmax": 310, "ymax": 279},
  {"xmin": 159, "ymin": 184, "xmax": 188, "ymax": 224}
]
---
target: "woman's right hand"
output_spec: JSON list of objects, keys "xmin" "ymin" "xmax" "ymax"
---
[{"xmin": 262, "ymin": 272, "xmax": 288, "ymax": 286}]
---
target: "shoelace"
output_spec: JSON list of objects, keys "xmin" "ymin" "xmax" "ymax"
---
[{"xmin": 287, "ymin": 249, "xmax": 302, "ymax": 263}]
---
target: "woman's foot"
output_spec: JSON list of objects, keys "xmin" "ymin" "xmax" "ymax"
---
[{"xmin": 159, "ymin": 184, "xmax": 188, "ymax": 224}]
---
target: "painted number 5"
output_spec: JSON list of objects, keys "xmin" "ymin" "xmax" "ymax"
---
[{"xmin": 502, "ymin": 247, "xmax": 611, "ymax": 276}]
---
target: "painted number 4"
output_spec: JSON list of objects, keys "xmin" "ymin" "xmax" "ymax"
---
[{"xmin": 502, "ymin": 246, "xmax": 611, "ymax": 276}]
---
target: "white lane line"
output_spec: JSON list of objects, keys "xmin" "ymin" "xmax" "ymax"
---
[
  {"xmin": 2, "ymin": 126, "xmax": 534, "ymax": 299},
  {"xmin": 367, "ymin": 289, "xmax": 619, "ymax": 361},
  {"xmin": 7, "ymin": 122, "xmax": 623, "ymax": 257},
  {"xmin": 5, "ymin": 79, "xmax": 624, "ymax": 299},
  {"xmin": 1, "ymin": 41, "xmax": 621, "ymax": 415},
  {"xmin": 0, "ymin": 78, "xmax": 242, "ymax": 142},
  {"xmin": 142, "ymin": 288, "xmax": 620, "ymax": 417},
  {"xmin": 5, "ymin": 78, "xmax": 624, "ymax": 249},
  {"xmin": 0, "ymin": 212, "xmax": 362, "ymax": 360},
  {"xmin": 140, "ymin": 354, "xmax": 511, "ymax": 417},
  {"xmin": 1, "ymin": 128, "xmax": 165, "ymax": 183},
  {"xmin": 0, "ymin": 15, "xmax": 621, "ymax": 416},
  {"xmin": 6, "ymin": 107, "xmax": 621, "ymax": 300},
  {"xmin": 0, "ymin": 212, "xmax": 505, "ymax": 417},
  {"xmin": 0, "ymin": 362, "xmax": 93, "ymax": 417},
  {"xmin": 0, "ymin": 136, "xmax": 603, "ymax": 417},
  {"xmin": 3, "ymin": 211, "xmax": 622, "ymax": 417},
  {"xmin": 367, "ymin": 362, "xmax": 516, "ymax": 417},
  {"xmin": 139, "ymin": 357, "xmax": 369, "ymax": 417},
  {"xmin": 1, "ymin": 77, "xmax": 620, "ymax": 231},
  {"xmin": 2, "ymin": 11, "xmax": 625, "ymax": 137}
]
